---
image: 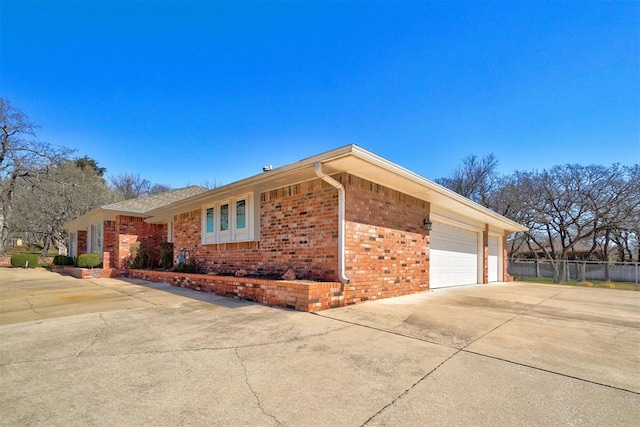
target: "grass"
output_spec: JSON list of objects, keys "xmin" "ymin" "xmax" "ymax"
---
[
  {"xmin": 515, "ymin": 276, "xmax": 638, "ymax": 291},
  {"xmin": 3, "ymin": 246, "xmax": 56, "ymax": 267},
  {"xmin": 6, "ymin": 245, "xmax": 58, "ymax": 257}
]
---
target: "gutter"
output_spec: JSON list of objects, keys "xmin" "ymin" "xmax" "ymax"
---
[{"xmin": 314, "ymin": 162, "xmax": 350, "ymax": 286}]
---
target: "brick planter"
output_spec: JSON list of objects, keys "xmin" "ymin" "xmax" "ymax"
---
[
  {"xmin": 51, "ymin": 265, "xmax": 125, "ymax": 279},
  {"xmin": 128, "ymin": 269, "xmax": 344, "ymax": 312}
]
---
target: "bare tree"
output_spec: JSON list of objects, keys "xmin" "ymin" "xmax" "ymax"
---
[
  {"xmin": 437, "ymin": 154, "xmax": 499, "ymax": 206},
  {"xmin": 0, "ymin": 97, "xmax": 73, "ymax": 253},
  {"xmin": 492, "ymin": 164, "xmax": 639, "ymax": 281},
  {"xmin": 109, "ymin": 172, "xmax": 172, "ymax": 199},
  {"xmin": 149, "ymin": 183, "xmax": 172, "ymax": 194},
  {"xmin": 11, "ymin": 160, "xmax": 118, "ymax": 255},
  {"xmin": 441, "ymin": 151, "xmax": 640, "ymax": 278},
  {"xmin": 199, "ymin": 179, "xmax": 221, "ymax": 190}
]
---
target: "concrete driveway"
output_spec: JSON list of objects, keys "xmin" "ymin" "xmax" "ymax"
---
[{"xmin": 1, "ymin": 268, "xmax": 638, "ymax": 426}]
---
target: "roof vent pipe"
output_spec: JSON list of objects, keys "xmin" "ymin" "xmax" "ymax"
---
[{"xmin": 314, "ymin": 162, "xmax": 350, "ymax": 286}]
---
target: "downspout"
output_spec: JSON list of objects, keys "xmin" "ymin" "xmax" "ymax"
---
[{"xmin": 314, "ymin": 162, "xmax": 350, "ymax": 286}]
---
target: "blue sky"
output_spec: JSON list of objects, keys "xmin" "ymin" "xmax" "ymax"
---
[{"xmin": 2, "ymin": 1, "xmax": 638, "ymax": 188}]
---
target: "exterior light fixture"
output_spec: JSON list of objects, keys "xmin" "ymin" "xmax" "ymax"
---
[
  {"xmin": 422, "ymin": 217, "xmax": 433, "ymax": 231},
  {"xmin": 177, "ymin": 248, "xmax": 190, "ymax": 264}
]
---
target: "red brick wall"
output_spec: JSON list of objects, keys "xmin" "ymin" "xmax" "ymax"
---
[
  {"xmin": 77, "ymin": 230, "xmax": 87, "ymax": 256},
  {"xmin": 166, "ymin": 173, "xmax": 432, "ymax": 309},
  {"xmin": 260, "ymin": 180, "xmax": 339, "ymax": 279},
  {"xmin": 172, "ymin": 179, "xmax": 339, "ymax": 280},
  {"xmin": 103, "ymin": 220, "xmax": 117, "ymax": 268},
  {"xmin": 171, "ymin": 174, "xmax": 432, "ymax": 306},
  {"xmin": 128, "ymin": 269, "xmax": 343, "ymax": 312},
  {"xmin": 173, "ymin": 209, "xmax": 262, "ymax": 274},
  {"xmin": 100, "ymin": 216, "xmax": 167, "ymax": 269},
  {"xmin": 339, "ymin": 174, "xmax": 431, "ymax": 304}
]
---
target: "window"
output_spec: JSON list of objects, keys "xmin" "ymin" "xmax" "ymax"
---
[
  {"xmin": 220, "ymin": 203, "xmax": 229, "ymax": 231},
  {"xmin": 236, "ymin": 200, "xmax": 246, "ymax": 229},
  {"xmin": 202, "ymin": 194, "xmax": 254, "ymax": 244},
  {"xmin": 206, "ymin": 208, "xmax": 214, "ymax": 233}
]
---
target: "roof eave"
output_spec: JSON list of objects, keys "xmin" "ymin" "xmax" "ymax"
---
[
  {"xmin": 145, "ymin": 144, "xmax": 527, "ymax": 233},
  {"xmin": 146, "ymin": 144, "xmax": 357, "ymax": 217}
]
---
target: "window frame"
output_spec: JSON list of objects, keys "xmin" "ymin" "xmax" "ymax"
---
[{"xmin": 202, "ymin": 193, "xmax": 254, "ymax": 244}]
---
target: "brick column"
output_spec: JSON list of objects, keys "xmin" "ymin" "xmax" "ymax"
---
[
  {"xmin": 77, "ymin": 230, "xmax": 87, "ymax": 256},
  {"xmin": 482, "ymin": 224, "xmax": 489, "ymax": 284},
  {"xmin": 502, "ymin": 233, "xmax": 510, "ymax": 281}
]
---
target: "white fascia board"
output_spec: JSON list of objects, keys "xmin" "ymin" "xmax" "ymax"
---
[
  {"xmin": 64, "ymin": 208, "xmax": 150, "ymax": 230},
  {"xmin": 146, "ymin": 144, "xmax": 357, "ymax": 218},
  {"xmin": 347, "ymin": 146, "xmax": 528, "ymax": 233},
  {"xmin": 63, "ymin": 208, "xmax": 104, "ymax": 231},
  {"xmin": 144, "ymin": 143, "xmax": 527, "ymax": 233}
]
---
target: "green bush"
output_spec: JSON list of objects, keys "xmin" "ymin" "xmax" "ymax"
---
[
  {"xmin": 11, "ymin": 253, "xmax": 38, "ymax": 268},
  {"xmin": 172, "ymin": 259, "xmax": 197, "ymax": 273},
  {"xmin": 53, "ymin": 255, "xmax": 75, "ymax": 265},
  {"xmin": 76, "ymin": 253, "xmax": 102, "ymax": 268},
  {"xmin": 127, "ymin": 242, "xmax": 149, "ymax": 269},
  {"xmin": 159, "ymin": 241, "xmax": 174, "ymax": 270}
]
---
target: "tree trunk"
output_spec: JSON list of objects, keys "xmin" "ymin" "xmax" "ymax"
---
[
  {"xmin": 603, "ymin": 230, "xmax": 611, "ymax": 281},
  {"xmin": 0, "ymin": 172, "xmax": 18, "ymax": 254},
  {"xmin": 0, "ymin": 212, "xmax": 8, "ymax": 253}
]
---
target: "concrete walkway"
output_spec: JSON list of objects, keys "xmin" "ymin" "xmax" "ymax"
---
[{"xmin": 1, "ymin": 268, "xmax": 638, "ymax": 426}]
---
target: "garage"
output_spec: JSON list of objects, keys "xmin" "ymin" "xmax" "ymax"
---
[{"xmin": 429, "ymin": 222, "xmax": 479, "ymax": 288}]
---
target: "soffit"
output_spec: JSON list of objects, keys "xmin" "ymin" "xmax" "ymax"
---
[
  {"xmin": 319, "ymin": 152, "xmax": 526, "ymax": 233},
  {"xmin": 146, "ymin": 144, "xmax": 526, "ymax": 233}
]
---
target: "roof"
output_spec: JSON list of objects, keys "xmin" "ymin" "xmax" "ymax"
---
[
  {"xmin": 146, "ymin": 144, "xmax": 527, "ymax": 233},
  {"xmin": 102, "ymin": 186, "xmax": 208, "ymax": 214},
  {"xmin": 64, "ymin": 185, "xmax": 207, "ymax": 230}
]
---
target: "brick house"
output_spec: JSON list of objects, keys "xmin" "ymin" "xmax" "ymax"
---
[
  {"xmin": 64, "ymin": 186, "xmax": 207, "ymax": 271},
  {"xmin": 137, "ymin": 145, "xmax": 526, "ymax": 306}
]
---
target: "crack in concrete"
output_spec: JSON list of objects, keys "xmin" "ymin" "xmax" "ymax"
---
[
  {"xmin": 360, "ymin": 347, "xmax": 462, "ymax": 426},
  {"xmin": 86, "ymin": 325, "xmax": 353, "ymax": 358},
  {"xmin": 77, "ymin": 313, "xmax": 107, "ymax": 357},
  {"xmin": 458, "ymin": 288, "xmax": 569, "ymax": 347},
  {"xmin": 87, "ymin": 280, "xmax": 161, "ymax": 306},
  {"xmin": 358, "ymin": 288, "xmax": 594, "ymax": 426},
  {"xmin": 25, "ymin": 296, "xmax": 42, "ymax": 317},
  {"xmin": 314, "ymin": 312, "xmax": 458, "ymax": 350},
  {"xmin": 0, "ymin": 356, "xmax": 69, "ymax": 367},
  {"xmin": 1, "ymin": 325, "xmax": 350, "ymax": 367},
  {"xmin": 461, "ymin": 349, "xmax": 640, "ymax": 395},
  {"xmin": 235, "ymin": 348, "xmax": 283, "ymax": 426}
]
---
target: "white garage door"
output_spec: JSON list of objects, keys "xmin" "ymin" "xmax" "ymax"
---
[
  {"xmin": 430, "ymin": 222, "xmax": 479, "ymax": 288},
  {"xmin": 488, "ymin": 236, "xmax": 499, "ymax": 282}
]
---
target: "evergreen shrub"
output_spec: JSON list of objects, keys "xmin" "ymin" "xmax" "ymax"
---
[
  {"xmin": 11, "ymin": 253, "xmax": 38, "ymax": 268},
  {"xmin": 173, "ymin": 259, "xmax": 197, "ymax": 273},
  {"xmin": 53, "ymin": 255, "xmax": 75, "ymax": 265},
  {"xmin": 76, "ymin": 253, "xmax": 101, "ymax": 268}
]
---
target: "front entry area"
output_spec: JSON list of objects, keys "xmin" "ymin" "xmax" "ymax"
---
[{"xmin": 429, "ymin": 222, "xmax": 479, "ymax": 288}]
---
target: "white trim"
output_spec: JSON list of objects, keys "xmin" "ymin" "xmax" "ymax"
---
[
  {"xmin": 488, "ymin": 235, "xmax": 500, "ymax": 282},
  {"xmin": 314, "ymin": 162, "xmax": 349, "ymax": 285},
  {"xmin": 430, "ymin": 213, "xmax": 483, "ymax": 232},
  {"xmin": 144, "ymin": 145, "xmax": 527, "ymax": 234},
  {"xmin": 88, "ymin": 222, "xmax": 103, "ymax": 259},
  {"xmin": 201, "ymin": 193, "xmax": 255, "ymax": 244},
  {"xmin": 167, "ymin": 222, "xmax": 174, "ymax": 243}
]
